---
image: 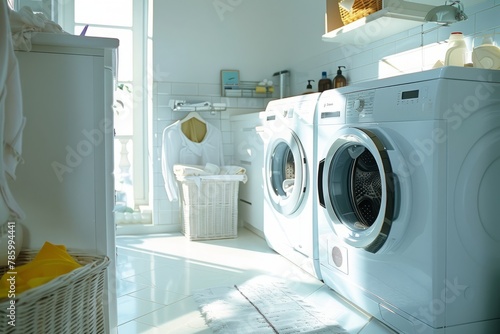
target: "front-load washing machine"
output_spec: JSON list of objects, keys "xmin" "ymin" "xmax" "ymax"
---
[
  {"xmin": 317, "ymin": 67, "xmax": 500, "ymax": 333},
  {"xmin": 262, "ymin": 93, "xmax": 321, "ymax": 279}
]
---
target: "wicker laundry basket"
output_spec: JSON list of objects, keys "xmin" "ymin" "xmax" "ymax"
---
[
  {"xmin": 339, "ymin": 0, "xmax": 382, "ymax": 25},
  {"xmin": 176, "ymin": 175, "xmax": 245, "ymax": 241},
  {"xmin": 0, "ymin": 251, "xmax": 109, "ymax": 334}
]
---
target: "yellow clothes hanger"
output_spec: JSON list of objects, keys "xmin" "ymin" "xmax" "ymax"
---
[{"xmin": 180, "ymin": 112, "xmax": 207, "ymax": 143}]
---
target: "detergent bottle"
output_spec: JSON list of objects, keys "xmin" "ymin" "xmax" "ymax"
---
[
  {"xmin": 472, "ymin": 35, "xmax": 500, "ymax": 69},
  {"xmin": 445, "ymin": 32, "xmax": 468, "ymax": 67}
]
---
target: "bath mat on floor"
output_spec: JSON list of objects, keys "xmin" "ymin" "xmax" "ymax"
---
[{"xmin": 193, "ymin": 277, "xmax": 347, "ymax": 333}]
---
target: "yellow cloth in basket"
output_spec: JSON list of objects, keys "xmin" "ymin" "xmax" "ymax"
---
[{"xmin": 0, "ymin": 242, "xmax": 82, "ymax": 298}]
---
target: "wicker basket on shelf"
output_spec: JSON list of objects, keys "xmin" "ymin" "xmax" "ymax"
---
[
  {"xmin": 0, "ymin": 251, "xmax": 109, "ymax": 334},
  {"xmin": 339, "ymin": 0, "xmax": 382, "ymax": 25}
]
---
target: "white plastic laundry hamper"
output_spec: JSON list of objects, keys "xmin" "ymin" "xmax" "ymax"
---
[{"xmin": 174, "ymin": 167, "xmax": 246, "ymax": 241}]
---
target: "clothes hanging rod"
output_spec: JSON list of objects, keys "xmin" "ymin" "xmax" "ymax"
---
[{"xmin": 169, "ymin": 100, "xmax": 226, "ymax": 112}]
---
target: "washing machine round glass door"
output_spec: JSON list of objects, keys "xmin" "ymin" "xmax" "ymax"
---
[
  {"xmin": 318, "ymin": 127, "xmax": 396, "ymax": 253},
  {"xmin": 265, "ymin": 129, "xmax": 307, "ymax": 216}
]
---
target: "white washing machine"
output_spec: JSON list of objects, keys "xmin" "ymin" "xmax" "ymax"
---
[
  {"xmin": 317, "ymin": 67, "xmax": 500, "ymax": 333},
  {"xmin": 262, "ymin": 93, "xmax": 321, "ymax": 279}
]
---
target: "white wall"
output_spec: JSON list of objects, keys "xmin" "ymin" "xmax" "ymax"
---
[
  {"xmin": 152, "ymin": 0, "xmax": 500, "ymax": 231},
  {"xmin": 152, "ymin": 0, "xmax": 329, "ymax": 83}
]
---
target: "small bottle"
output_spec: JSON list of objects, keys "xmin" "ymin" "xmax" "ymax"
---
[
  {"xmin": 333, "ymin": 66, "xmax": 347, "ymax": 88},
  {"xmin": 318, "ymin": 71, "xmax": 332, "ymax": 92},
  {"xmin": 445, "ymin": 32, "xmax": 468, "ymax": 67},
  {"xmin": 303, "ymin": 80, "xmax": 315, "ymax": 94}
]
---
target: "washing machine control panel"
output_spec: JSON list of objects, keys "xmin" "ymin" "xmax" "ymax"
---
[
  {"xmin": 396, "ymin": 86, "xmax": 429, "ymax": 106},
  {"xmin": 317, "ymin": 93, "xmax": 346, "ymax": 125},
  {"xmin": 346, "ymin": 90, "xmax": 375, "ymax": 122},
  {"xmin": 345, "ymin": 83, "xmax": 435, "ymax": 122}
]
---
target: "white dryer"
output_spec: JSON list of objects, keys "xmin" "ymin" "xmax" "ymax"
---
[
  {"xmin": 262, "ymin": 93, "xmax": 321, "ymax": 279},
  {"xmin": 317, "ymin": 67, "xmax": 500, "ymax": 333}
]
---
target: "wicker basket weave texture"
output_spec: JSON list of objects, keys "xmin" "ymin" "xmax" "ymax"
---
[
  {"xmin": 178, "ymin": 177, "xmax": 240, "ymax": 241},
  {"xmin": 0, "ymin": 251, "xmax": 109, "ymax": 334},
  {"xmin": 339, "ymin": 0, "xmax": 382, "ymax": 25}
]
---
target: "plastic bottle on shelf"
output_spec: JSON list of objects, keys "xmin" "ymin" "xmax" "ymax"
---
[
  {"xmin": 445, "ymin": 32, "xmax": 468, "ymax": 67},
  {"xmin": 333, "ymin": 66, "xmax": 347, "ymax": 88},
  {"xmin": 472, "ymin": 35, "xmax": 500, "ymax": 69},
  {"xmin": 318, "ymin": 71, "xmax": 332, "ymax": 92}
]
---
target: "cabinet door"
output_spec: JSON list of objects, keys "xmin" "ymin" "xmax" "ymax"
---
[{"xmin": 12, "ymin": 51, "xmax": 103, "ymax": 251}]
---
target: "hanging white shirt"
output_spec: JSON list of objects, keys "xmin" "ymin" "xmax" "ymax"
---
[{"xmin": 161, "ymin": 120, "xmax": 224, "ymax": 201}]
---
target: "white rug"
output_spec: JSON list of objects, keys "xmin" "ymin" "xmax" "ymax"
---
[{"xmin": 193, "ymin": 277, "xmax": 348, "ymax": 334}]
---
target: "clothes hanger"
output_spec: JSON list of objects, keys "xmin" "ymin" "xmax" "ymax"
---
[{"xmin": 180, "ymin": 111, "xmax": 206, "ymax": 124}]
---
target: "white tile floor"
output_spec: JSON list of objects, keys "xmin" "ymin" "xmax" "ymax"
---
[{"xmin": 116, "ymin": 227, "xmax": 396, "ymax": 333}]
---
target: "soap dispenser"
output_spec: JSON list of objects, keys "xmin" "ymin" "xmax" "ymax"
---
[
  {"xmin": 304, "ymin": 80, "xmax": 315, "ymax": 94},
  {"xmin": 333, "ymin": 66, "xmax": 347, "ymax": 88},
  {"xmin": 472, "ymin": 35, "xmax": 500, "ymax": 69},
  {"xmin": 318, "ymin": 71, "xmax": 332, "ymax": 92}
]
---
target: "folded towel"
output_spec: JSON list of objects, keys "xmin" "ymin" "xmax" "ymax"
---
[
  {"xmin": 219, "ymin": 165, "xmax": 246, "ymax": 175},
  {"xmin": 203, "ymin": 163, "xmax": 220, "ymax": 175},
  {"xmin": 174, "ymin": 164, "xmax": 248, "ymax": 189},
  {"xmin": 0, "ymin": 242, "xmax": 82, "ymax": 298},
  {"xmin": 173, "ymin": 164, "xmax": 215, "ymax": 177}
]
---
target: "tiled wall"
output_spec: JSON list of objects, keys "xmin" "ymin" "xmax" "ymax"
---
[
  {"xmin": 153, "ymin": 81, "xmax": 270, "ymax": 230},
  {"xmin": 289, "ymin": 1, "xmax": 500, "ymax": 94}
]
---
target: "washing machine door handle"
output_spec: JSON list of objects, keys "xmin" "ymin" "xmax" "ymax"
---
[{"xmin": 318, "ymin": 158, "xmax": 326, "ymax": 208}]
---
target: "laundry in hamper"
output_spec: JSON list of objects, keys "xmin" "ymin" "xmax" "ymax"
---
[{"xmin": 0, "ymin": 241, "xmax": 81, "ymax": 297}]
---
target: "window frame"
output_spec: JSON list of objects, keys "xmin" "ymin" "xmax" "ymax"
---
[{"xmin": 59, "ymin": 0, "xmax": 151, "ymax": 217}]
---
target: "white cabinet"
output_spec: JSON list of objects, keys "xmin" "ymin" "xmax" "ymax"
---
[
  {"xmin": 12, "ymin": 33, "xmax": 118, "ymax": 333},
  {"xmin": 230, "ymin": 113, "xmax": 265, "ymax": 235}
]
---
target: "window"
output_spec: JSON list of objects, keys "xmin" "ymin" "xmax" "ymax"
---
[{"xmin": 60, "ymin": 0, "xmax": 152, "ymax": 225}]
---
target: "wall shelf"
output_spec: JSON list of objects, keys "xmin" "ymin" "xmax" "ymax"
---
[
  {"xmin": 223, "ymin": 81, "xmax": 274, "ymax": 98},
  {"xmin": 323, "ymin": 0, "xmax": 435, "ymax": 45}
]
